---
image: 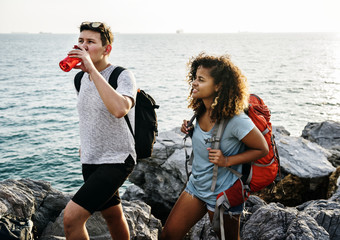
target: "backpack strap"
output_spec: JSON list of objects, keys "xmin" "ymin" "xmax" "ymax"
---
[
  {"xmin": 210, "ymin": 118, "xmax": 229, "ymax": 192},
  {"xmin": 73, "ymin": 66, "xmax": 126, "ymax": 92},
  {"xmin": 74, "ymin": 66, "xmax": 134, "ymax": 138},
  {"xmin": 108, "ymin": 66, "xmax": 126, "ymax": 89},
  {"xmin": 74, "ymin": 71, "xmax": 85, "ymax": 92},
  {"xmin": 107, "ymin": 66, "xmax": 135, "ymax": 138},
  {"xmin": 183, "ymin": 114, "xmax": 197, "ymax": 182},
  {"xmin": 209, "ymin": 119, "xmax": 244, "ymax": 191}
]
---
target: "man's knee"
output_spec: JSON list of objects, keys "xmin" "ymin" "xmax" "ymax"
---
[
  {"xmin": 101, "ymin": 204, "xmax": 125, "ymax": 222},
  {"xmin": 63, "ymin": 201, "xmax": 90, "ymax": 230}
]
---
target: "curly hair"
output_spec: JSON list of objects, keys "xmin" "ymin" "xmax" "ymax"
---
[{"xmin": 187, "ymin": 53, "xmax": 249, "ymax": 122}]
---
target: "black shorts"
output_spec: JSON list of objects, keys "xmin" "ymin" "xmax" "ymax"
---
[{"xmin": 72, "ymin": 155, "xmax": 135, "ymax": 214}]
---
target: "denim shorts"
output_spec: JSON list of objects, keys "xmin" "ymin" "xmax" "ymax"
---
[{"xmin": 185, "ymin": 187, "xmax": 244, "ymax": 215}]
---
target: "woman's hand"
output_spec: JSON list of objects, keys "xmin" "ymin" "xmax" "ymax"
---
[
  {"xmin": 208, "ymin": 127, "xmax": 269, "ymax": 168},
  {"xmin": 207, "ymin": 148, "xmax": 228, "ymax": 167},
  {"xmin": 181, "ymin": 120, "xmax": 193, "ymax": 135}
]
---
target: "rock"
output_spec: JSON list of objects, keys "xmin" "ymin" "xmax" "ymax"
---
[
  {"xmin": 273, "ymin": 125, "xmax": 291, "ymax": 136},
  {"xmin": 297, "ymin": 200, "xmax": 340, "ymax": 240},
  {"xmin": 329, "ymin": 185, "xmax": 340, "ymax": 203},
  {"xmin": 327, "ymin": 167, "xmax": 340, "ymax": 199},
  {"xmin": 0, "ymin": 179, "xmax": 70, "ymax": 239},
  {"xmin": 0, "ymin": 179, "xmax": 162, "ymax": 240},
  {"xmin": 128, "ymin": 129, "xmax": 190, "ymax": 223},
  {"xmin": 40, "ymin": 200, "xmax": 162, "ymax": 240},
  {"xmin": 3, "ymin": 122, "xmax": 340, "ymax": 239},
  {"xmin": 274, "ymin": 126, "xmax": 335, "ymax": 178},
  {"xmin": 327, "ymin": 150, "xmax": 340, "ymax": 168},
  {"xmin": 121, "ymin": 184, "xmax": 146, "ymax": 201},
  {"xmin": 266, "ymin": 127, "xmax": 336, "ymax": 205},
  {"xmin": 188, "ymin": 214, "xmax": 218, "ymax": 240},
  {"xmin": 255, "ymin": 174, "xmax": 305, "ymax": 206},
  {"xmin": 128, "ymin": 126, "xmax": 337, "ymax": 221},
  {"xmin": 40, "ymin": 210, "xmax": 111, "ymax": 240},
  {"xmin": 240, "ymin": 195, "xmax": 268, "ymax": 231},
  {"xmin": 302, "ymin": 121, "xmax": 340, "ymax": 151},
  {"xmin": 302, "ymin": 121, "xmax": 340, "ymax": 167},
  {"xmin": 241, "ymin": 203, "xmax": 330, "ymax": 240}
]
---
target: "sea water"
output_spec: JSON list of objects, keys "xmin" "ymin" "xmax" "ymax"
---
[{"xmin": 0, "ymin": 33, "xmax": 339, "ymax": 194}]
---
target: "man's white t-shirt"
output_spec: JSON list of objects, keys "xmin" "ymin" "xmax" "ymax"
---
[{"xmin": 77, "ymin": 65, "xmax": 137, "ymax": 164}]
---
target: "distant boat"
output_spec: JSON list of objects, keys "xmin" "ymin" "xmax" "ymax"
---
[
  {"xmin": 176, "ymin": 29, "xmax": 184, "ymax": 34},
  {"xmin": 39, "ymin": 32, "xmax": 52, "ymax": 34}
]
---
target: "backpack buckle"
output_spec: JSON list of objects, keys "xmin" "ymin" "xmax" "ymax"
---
[{"xmin": 204, "ymin": 136, "xmax": 220, "ymax": 144}]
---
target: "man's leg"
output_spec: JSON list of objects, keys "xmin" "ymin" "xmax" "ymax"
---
[
  {"xmin": 101, "ymin": 203, "xmax": 130, "ymax": 240},
  {"xmin": 63, "ymin": 200, "xmax": 91, "ymax": 240}
]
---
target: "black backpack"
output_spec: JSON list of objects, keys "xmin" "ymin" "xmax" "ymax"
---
[{"xmin": 74, "ymin": 66, "xmax": 159, "ymax": 159}]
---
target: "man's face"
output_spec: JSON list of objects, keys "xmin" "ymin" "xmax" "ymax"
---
[{"xmin": 78, "ymin": 30, "xmax": 106, "ymax": 64}]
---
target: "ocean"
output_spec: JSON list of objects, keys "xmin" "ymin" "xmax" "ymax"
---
[{"xmin": 0, "ymin": 33, "xmax": 339, "ymax": 194}]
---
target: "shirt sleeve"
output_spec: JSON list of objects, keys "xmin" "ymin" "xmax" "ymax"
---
[
  {"xmin": 116, "ymin": 69, "xmax": 137, "ymax": 105},
  {"xmin": 229, "ymin": 113, "xmax": 255, "ymax": 140}
]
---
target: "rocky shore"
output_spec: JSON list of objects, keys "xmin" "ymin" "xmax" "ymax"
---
[{"xmin": 1, "ymin": 121, "xmax": 339, "ymax": 239}]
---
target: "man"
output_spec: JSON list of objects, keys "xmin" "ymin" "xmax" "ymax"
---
[{"xmin": 63, "ymin": 22, "xmax": 136, "ymax": 240}]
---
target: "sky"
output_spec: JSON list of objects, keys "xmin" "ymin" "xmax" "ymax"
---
[{"xmin": 0, "ymin": 0, "xmax": 339, "ymax": 34}]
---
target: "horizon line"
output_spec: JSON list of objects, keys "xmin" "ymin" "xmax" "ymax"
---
[{"xmin": 2, "ymin": 31, "xmax": 340, "ymax": 35}]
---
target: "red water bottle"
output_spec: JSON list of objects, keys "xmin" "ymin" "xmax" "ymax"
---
[{"xmin": 59, "ymin": 45, "xmax": 81, "ymax": 72}]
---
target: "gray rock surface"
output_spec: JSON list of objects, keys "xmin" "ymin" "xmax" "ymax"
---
[
  {"xmin": 127, "ymin": 128, "xmax": 191, "ymax": 222},
  {"xmin": 128, "ymin": 125, "xmax": 336, "ymax": 218},
  {"xmin": 0, "ymin": 179, "xmax": 70, "ymax": 239},
  {"xmin": 302, "ymin": 121, "xmax": 340, "ymax": 167},
  {"xmin": 0, "ymin": 179, "xmax": 161, "ymax": 240},
  {"xmin": 297, "ymin": 200, "xmax": 340, "ymax": 239},
  {"xmin": 125, "ymin": 122, "xmax": 340, "ymax": 239},
  {"xmin": 302, "ymin": 121, "xmax": 340, "ymax": 150},
  {"xmin": 2, "ymin": 121, "xmax": 340, "ymax": 239},
  {"xmin": 241, "ymin": 203, "xmax": 330, "ymax": 240},
  {"xmin": 40, "ymin": 200, "xmax": 162, "ymax": 240},
  {"xmin": 274, "ymin": 127, "xmax": 335, "ymax": 178}
]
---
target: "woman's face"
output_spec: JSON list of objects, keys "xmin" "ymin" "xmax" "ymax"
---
[
  {"xmin": 78, "ymin": 30, "xmax": 107, "ymax": 64},
  {"xmin": 191, "ymin": 66, "xmax": 218, "ymax": 101}
]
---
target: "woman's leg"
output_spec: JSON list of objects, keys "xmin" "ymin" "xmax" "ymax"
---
[
  {"xmin": 160, "ymin": 191, "xmax": 208, "ymax": 240},
  {"xmin": 63, "ymin": 200, "xmax": 91, "ymax": 240},
  {"xmin": 208, "ymin": 211, "xmax": 241, "ymax": 240}
]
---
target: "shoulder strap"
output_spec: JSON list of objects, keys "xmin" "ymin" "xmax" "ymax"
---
[
  {"xmin": 108, "ymin": 66, "xmax": 135, "ymax": 138},
  {"xmin": 74, "ymin": 71, "xmax": 85, "ymax": 92},
  {"xmin": 183, "ymin": 114, "xmax": 197, "ymax": 141},
  {"xmin": 210, "ymin": 118, "xmax": 229, "ymax": 192},
  {"xmin": 74, "ymin": 66, "xmax": 126, "ymax": 92},
  {"xmin": 75, "ymin": 66, "xmax": 134, "ymax": 137},
  {"xmin": 108, "ymin": 66, "xmax": 126, "ymax": 88}
]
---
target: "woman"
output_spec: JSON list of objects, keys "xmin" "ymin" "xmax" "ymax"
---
[
  {"xmin": 161, "ymin": 53, "xmax": 268, "ymax": 240},
  {"xmin": 63, "ymin": 22, "xmax": 136, "ymax": 240}
]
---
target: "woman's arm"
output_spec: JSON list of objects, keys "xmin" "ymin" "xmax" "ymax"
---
[{"xmin": 208, "ymin": 126, "xmax": 269, "ymax": 167}]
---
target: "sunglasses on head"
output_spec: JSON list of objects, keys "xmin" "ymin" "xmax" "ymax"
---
[{"xmin": 81, "ymin": 22, "xmax": 110, "ymax": 44}]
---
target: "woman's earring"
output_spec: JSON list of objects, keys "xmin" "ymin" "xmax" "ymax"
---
[{"xmin": 211, "ymin": 96, "xmax": 219, "ymax": 109}]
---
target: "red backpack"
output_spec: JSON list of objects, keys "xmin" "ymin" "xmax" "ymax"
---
[{"xmin": 212, "ymin": 94, "xmax": 280, "ymax": 236}]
